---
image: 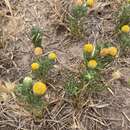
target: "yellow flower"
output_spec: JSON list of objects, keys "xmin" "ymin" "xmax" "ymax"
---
[
  {"xmin": 108, "ymin": 47, "xmax": 118, "ymax": 56},
  {"xmin": 87, "ymin": 59, "xmax": 97, "ymax": 69},
  {"xmin": 86, "ymin": 0, "xmax": 94, "ymax": 7},
  {"xmin": 31, "ymin": 63, "xmax": 40, "ymax": 71},
  {"xmin": 48, "ymin": 52, "xmax": 57, "ymax": 60},
  {"xmin": 121, "ymin": 25, "xmax": 130, "ymax": 33},
  {"xmin": 33, "ymin": 82, "xmax": 47, "ymax": 96},
  {"xmin": 34, "ymin": 47, "xmax": 43, "ymax": 56},
  {"xmin": 100, "ymin": 48, "xmax": 109, "ymax": 56},
  {"xmin": 83, "ymin": 43, "xmax": 94, "ymax": 53}
]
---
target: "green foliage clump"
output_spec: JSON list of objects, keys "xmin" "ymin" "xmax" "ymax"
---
[
  {"xmin": 15, "ymin": 81, "xmax": 44, "ymax": 109},
  {"xmin": 32, "ymin": 57, "xmax": 54, "ymax": 81},
  {"xmin": 71, "ymin": 4, "xmax": 88, "ymax": 19},
  {"xmin": 31, "ymin": 26, "xmax": 43, "ymax": 47},
  {"xmin": 65, "ymin": 77, "xmax": 80, "ymax": 96},
  {"xmin": 15, "ymin": 79, "xmax": 47, "ymax": 118},
  {"xmin": 116, "ymin": 3, "xmax": 130, "ymax": 50},
  {"xmin": 67, "ymin": 4, "xmax": 87, "ymax": 38},
  {"xmin": 16, "ymin": 84, "xmax": 43, "ymax": 107},
  {"xmin": 116, "ymin": 4, "xmax": 130, "ymax": 30},
  {"xmin": 81, "ymin": 70, "xmax": 107, "ymax": 92},
  {"xmin": 68, "ymin": 17, "xmax": 84, "ymax": 38},
  {"xmin": 82, "ymin": 69, "xmax": 97, "ymax": 81},
  {"xmin": 118, "ymin": 33, "xmax": 130, "ymax": 49}
]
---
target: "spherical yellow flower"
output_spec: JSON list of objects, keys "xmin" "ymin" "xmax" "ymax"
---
[
  {"xmin": 33, "ymin": 82, "xmax": 47, "ymax": 96},
  {"xmin": 48, "ymin": 52, "xmax": 57, "ymax": 60},
  {"xmin": 108, "ymin": 47, "xmax": 118, "ymax": 56},
  {"xmin": 87, "ymin": 59, "xmax": 97, "ymax": 69},
  {"xmin": 31, "ymin": 63, "xmax": 40, "ymax": 71},
  {"xmin": 100, "ymin": 48, "xmax": 109, "ymax": 56},
  {"xmin": 83, "ymin": 43, "xmax": 94, "ymax": 53},
  {"xmin": 34, "ymin": 47, "xmax": 43, "ymax": 56},
  {"xmin": 121, "ymin": 25, "xmax": 130, "ymax": 33},
  {"xmin": 86, "ymin": 0, "xmax": 94, "ymax": 7}
]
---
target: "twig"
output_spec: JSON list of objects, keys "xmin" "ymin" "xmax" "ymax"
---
[{"xmin": 122, "ymin": 111, "xmax": 130, "ymax": 122}]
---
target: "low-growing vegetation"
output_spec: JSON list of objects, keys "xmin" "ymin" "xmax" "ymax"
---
[{"xmin": 1, "ymin": 0, "xmax": 130, "ymax": 129}]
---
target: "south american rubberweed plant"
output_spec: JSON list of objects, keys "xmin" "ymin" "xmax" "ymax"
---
[
  {"xmin": 31, "ymin": 26, "xmax": 43, "ymax": 47},
  {"xmin": 67, "ymin": 3, "xmax": 87, "ymax": 38}
]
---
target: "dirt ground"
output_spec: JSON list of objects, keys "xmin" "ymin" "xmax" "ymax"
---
[{"xmin": 0, "ymin": 0, "xmax": 130, "ymax": 130}]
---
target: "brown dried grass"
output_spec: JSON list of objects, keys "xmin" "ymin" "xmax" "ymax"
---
[{"xmin": 0, "ymin": 0, "xmax": 130, "ymax": 130}]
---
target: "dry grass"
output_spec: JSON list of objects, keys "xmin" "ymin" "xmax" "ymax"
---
[{"xmin": 0, "ymin": 0, "xmax": 130, "ymax": 130}]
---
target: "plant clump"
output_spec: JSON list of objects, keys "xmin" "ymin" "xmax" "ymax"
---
[
  {"xmin": 65, "ymin": 42, "xmax": 118, "ymax": 96},
  {"xmin": 117, "ymin": 2, "xmax": 130, "ymax": 50},
  {"xmin": 31, "ymin": 26, "xmax": 43, "ymax": 47},
  {"xmin": 15, "ymin": 27, "xmax": 57, "ymax": 117},
  {"xmin": 67, "ymin": 0, "xmax": 95, "ymax": 38}
]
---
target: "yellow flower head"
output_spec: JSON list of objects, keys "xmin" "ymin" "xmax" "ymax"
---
[
  {"xmin": 34, "ymin": 47, "xmax": 43, "ymax": 56},
  {"xmin": 31, "ymin": 63, "xmax": 40, "ymax": 71},
  {"xmin": 121, "ymin": 25, "xmax": 130, "ymax": 33},
  {"xmin": 100, "ymin": 48, "xmax": 109, "ymax": 56},
  {"xmin": 108, "ymin": 47, "xmax": 118, "ymax": 57},
  {"xmin": 48, "ymin": 52, "xmax": 57, "ymax": 60},
  {"xmin": 86, "ymin": 0, "xmax": 94, "ymax": 7},
  {"xmin": 83, "ymin": 43, "xmax": 94, "ymax": 53},
  {"xmin": 87, "ymin": 59, "xmax": 97, "ymax": 69},
  {"xmin": 33, "ymin": 82, "xmax": 47, "ymax": 96}
]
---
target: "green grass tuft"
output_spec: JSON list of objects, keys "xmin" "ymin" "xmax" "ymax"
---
[{"xmin": 31, "ymin": 26, "xmax": 43, "ymax": 47}]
